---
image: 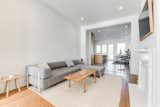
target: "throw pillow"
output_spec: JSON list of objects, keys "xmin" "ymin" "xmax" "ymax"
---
[
  {"xmin": 66, "ymin": 60, "xmax": 74, "ymax": 67},
  {"xmin": 72, "ymin": 60, "xmax": 81, "ymax": 65},
  {"xmin": 38, "ymin": 62, "xmax": 50, "ymax": 69}
]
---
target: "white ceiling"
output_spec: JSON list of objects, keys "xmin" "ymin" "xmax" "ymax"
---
[
  {"xmin": 42, "ymin": 0, "xmax": 141, "ymax": 24},
  {"xmin": 87, "ymin": 23, "xmax": 131, "ymax": 42}
]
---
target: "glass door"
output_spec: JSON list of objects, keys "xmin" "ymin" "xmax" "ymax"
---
[{"xmin": 108, "ymin": 44, "xmax": 114, "ymax": 60}]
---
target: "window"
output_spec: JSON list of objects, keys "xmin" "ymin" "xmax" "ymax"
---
[
  {"xmin": 117, "ymin": 43, "xmax": 126, "ymax": 55},
  {"xmin": 96, "ymin": 45, "xmax": 101, "ymax": 53},
  {"xmin": 108, "ymin": 44, "xmax": 114, "ymax": 59},
  {"xmin": 102, "ymin": 44, "xmax": 107, "ymax": 54}
]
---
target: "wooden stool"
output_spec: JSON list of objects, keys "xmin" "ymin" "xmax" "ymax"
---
[{"xmin": 2, "ymin": 75, "xmax": 22, "ymax": 97}]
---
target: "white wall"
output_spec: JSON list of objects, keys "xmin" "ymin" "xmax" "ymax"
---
[
  {"xmin": 0, "ymin": 0, "xmax": 26, "ymax": 92},
  {"xmin": 80, "ymin": 27, "xmax": 87, "ymax": 62},
  {"xmin": 128, "ymin": 0, "xmax": 160, "ymax": 106},
  {"xmin": 134, "ymin": 0, "xmax": 160, "ymax": 106},
  {"xmin": 155, "ymin": 0, "xmax": 160, "ymax": 106},
  {"xmin": 0, "ymin": 0, "xmax": 80, "ymax": 91},
  {"xmin": 148, "ymin": 0, "xmax": 160, "ymax": 106},
  {"xmin": 25, "ymin": 0, "xmax": 80, "ymax": 64},
  {"xmin": 0, "ymin": 0, "xmax": 25, "ymax": 76}
]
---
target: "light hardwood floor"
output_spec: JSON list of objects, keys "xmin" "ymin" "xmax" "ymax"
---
[{"xmin": 0, "ymin": 87, "xmax": 54, "ymax": 107}]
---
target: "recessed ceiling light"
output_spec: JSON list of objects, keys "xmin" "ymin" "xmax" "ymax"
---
[
  {"xmin": 80, "ymin": 17, "xmax": 85, "ymax": 21},
  {"xmin": 97, "ymin": 30, "xmax": 101, "ymax": 32},
  {"xmin": 118, "ymin": 6, "xmax": 124, "ymax": 11}
]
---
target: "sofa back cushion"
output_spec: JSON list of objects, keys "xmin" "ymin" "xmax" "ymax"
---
[
  {"xmin": 48, "ymin": 61, "xmax": 67, "ymax": 70},
  {"xmin": 72, "ymin": 59, "xmax": 81, "ymax": 65}
]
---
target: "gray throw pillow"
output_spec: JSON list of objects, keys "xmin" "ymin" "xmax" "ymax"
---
[
  {"xmin": 72, "ymin": 60, "xmax": 81, "ymax": 65},
  {"xmin": 48, "ymin": 62, "xmax": 67, "ymax": 70}
]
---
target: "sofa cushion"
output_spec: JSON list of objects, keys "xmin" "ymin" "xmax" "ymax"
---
[
  {"xmin": 69, "ymin": 66, "xmax": 81, "ymax": 72},
  {"xmin": 75, "ymin": 64, "xmax": 86, "ymax": 69},
  {"xmin": 48, "ymin": 61, "xmax": 67, "ymax": 70},
  {"xmin": 66, "ymin": 60, "xmax": 74, "ymax": 67},
  {"xmin": 72, "ymin": 59, "xmax": 81, "ymax": 65},
  {"xmin": 88, "ymin": 65, "xmax": 105, "ymax": 71},
  {"xmin": 38, "ymin": 62, "xmax": 50, "ymax": 69},
  {"xmin": 27, "ymin": 65, "xmax": 51, "ymax": 79},
  {"xmin": 75, "ymin": 64, "xmax": 105, "ymax": 77},
  {"xmin": 39, "ymin": 68, "xmax": 52, "ymax": 79},
  {"xmin": 51, "ymin": 67, "xmax": 79, "ymax": 77},
  {"xmin": 53, "ymin": 68, "xmax": 67, "ymax": 77}
]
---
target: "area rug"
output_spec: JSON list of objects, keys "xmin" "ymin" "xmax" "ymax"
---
[
  {"xmin": 39, "ymin": 75, "xmax": 122, "ymax": 107},
  {"xmin": 0, "ymin": 89, "xmax": 54, "ymax": 107},
  {"xmin": 129, "ymin": 84, "xmax": 147, "ymax": 107}
]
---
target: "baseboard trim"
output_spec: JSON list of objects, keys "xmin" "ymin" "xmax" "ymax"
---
[{"xmin": 0, "ymin": 86, "xmax": 27, "ymax": 98}]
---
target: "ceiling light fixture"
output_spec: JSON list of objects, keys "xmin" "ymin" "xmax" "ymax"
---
[
  {"xmin": 97, "ymin": 30, "xmax": 101, "ymax": 32},
  {"xmin": 118, "ymin": 6, "xmax": 124, "ymax": 11},
  {"xmin": 80, "ymin": 17, "xmax": 85, "ymax": 21}
]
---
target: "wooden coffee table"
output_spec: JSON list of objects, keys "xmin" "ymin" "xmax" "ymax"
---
[{"xmin": 64, "ymin": 69, "xmax": 96, "ymax": 93}]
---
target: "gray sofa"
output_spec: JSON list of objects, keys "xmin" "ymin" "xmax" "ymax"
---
[{"xmin": 26, "ymin": 60, "xmax": 105, "ymax": 91}]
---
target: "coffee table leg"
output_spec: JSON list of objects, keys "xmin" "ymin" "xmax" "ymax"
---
[
  {"xmin": 83, "ymin": 79, "xmax": 87, "ymax": 93},
  {"xmin": 4, "ymin": 81, "xmax": 7, "ymax": 94},
  {"xmin": 93, "ymin": 72, "xmax": 96, "ymax": 83},
  {"xmin": 69, "ymin": 80, "xmax": 71, "ymax": 88},
  {"xmin": 6, "ymin": 81, "xmax": 10, "ymax": 97}
]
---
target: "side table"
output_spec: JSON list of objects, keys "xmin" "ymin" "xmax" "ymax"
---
[{"xmin": 2, "ymin": 75, "xmax": 22, "ymax": 97}]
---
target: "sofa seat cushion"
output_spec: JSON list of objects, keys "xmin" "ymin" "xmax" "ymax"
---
[
  {"xmin": 87, "ymin": 65, "xmax": 105, "ymax": 77},
  {"xmin": 75, "ymin": 64, "xmax": 87, "ymax": 69},
  {"xmin": 75, "ymin": 64, "xmax": 105, "ymax": 77},
  {"xmin": 75, "ymin": 64, "xmax": 105, "ymax": 71},
  {"xmin": 88, "ymin": 65, "xmax": 105, "ymax": 71},
  {"xmin": 69, "ymin": 66, "xmax": 81, "ymax": 71},
  {"xmin": 51, "ymin": 67, "xmax": 79, "ymax": 78}
]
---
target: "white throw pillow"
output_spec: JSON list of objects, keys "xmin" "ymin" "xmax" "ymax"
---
[
  {"xmin": 38, "ymin": 62, "xmax": 50, "ymax": 69},
  {"xmin": 66, "ymin": 60, "xmax": 74, "ymax": 67}
]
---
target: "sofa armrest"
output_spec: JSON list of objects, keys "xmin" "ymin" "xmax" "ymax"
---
[{"xmin": 26, "ymin": 65, "xmax": 51, "ymax": 79}]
